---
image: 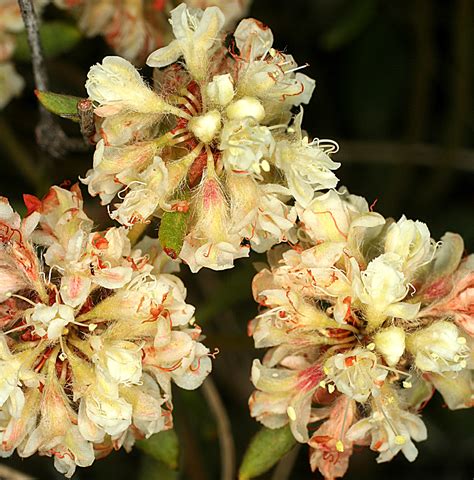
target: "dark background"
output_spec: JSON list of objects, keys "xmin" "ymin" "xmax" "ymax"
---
[{"xmin": 0, "ymin": 0, "xmax": 473, "ymax": 478}]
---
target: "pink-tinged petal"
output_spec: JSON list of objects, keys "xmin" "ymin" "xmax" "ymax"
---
[
  {"xmin": 60, "ymin": 275, "xmax": 92, "ymax": 308},
  {"xmin": 309, "ymin": 396, "xmax": 356, "ymax": 479},
  {"xmin": 144, "ymin": 331, "xmax": 193, "ymax": 367},
  {"xmin": 93, "ymin": 266, "xmax": 133, "ymax": 289},
  {"xmin": 427, "ymin": 370, "xmax": 474, "ymax": 410},
  {"xmin": 173, "ymin": 353, "xmax": 212, "ymax": 390}
]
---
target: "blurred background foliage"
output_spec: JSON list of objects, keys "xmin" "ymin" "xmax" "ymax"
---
[{"xmin": 0, "ymin": 0, "xmax": 473, "ymax": 478}]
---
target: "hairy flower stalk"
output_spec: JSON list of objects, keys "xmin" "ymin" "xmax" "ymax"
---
[
  {"xmin": 54, "ymin": 0, "xmax": 251, "ymax": 63},
  {"xmin": 81, "ymin": 4, "xmax": 340, "ymax": 272},
  {"xmin": 0, "ymin": 185, "xmax": 211, "ymax": 477},
  {"xmin": 249, "ymin": 188, "xmax": 473, "ymax": 478}
]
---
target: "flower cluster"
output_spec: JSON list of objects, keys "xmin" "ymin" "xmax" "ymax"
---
[
  {"xmin": 0, "ymin": 185, "xmax": 211, "ymax": 477},
  {"xmin": 54, "ymin": 0, "xmax": 250, "ymax": 63},
  {"xmin": 82, "ymin": 4, "xmax": 339, "ymax": 272},
  {"xmin": 249, "ymin": 187, "xmax": 473, "ymax": 478}
]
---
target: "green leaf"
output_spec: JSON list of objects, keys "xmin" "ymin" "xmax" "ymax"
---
[
  {"xmin": 15, "ymin": 21, "xmax": 81, "ymax": 61},
  {"xmin": 320, "ymin": 0, "xmax": 377, "ymax": 50},
  {"xmin": 239, "ymin": 426, "xmax": 297, "ymax": 479},
  {"xmin": 137, "ymin": 430, "xmax": 180, "ymax": 471},
  {"xmin": 139, "ymin": 456, "xmax": 179, "ymax": 480},
  {"xmin": 158, "ymin": 209, "xmax": 190, "ymax": 259},
  {"xmin": 35, "ymin": 91, "xmax": 83, "ymax": 122}
]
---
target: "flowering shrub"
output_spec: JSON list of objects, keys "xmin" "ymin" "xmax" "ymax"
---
[
  {"xmin": 1, "ymin": 1, "xmax": 473, "ymax": 479},
  {"xmin": 82, "ymin": 6, "xmax": 339, "ymax": 272},
  {"xmin": 249, "ymin": 188, "xmax": 473, "ymax": 477},
  {"xmin": 0, "ymin": 186, "xmax": 210, "ymax": 476}
]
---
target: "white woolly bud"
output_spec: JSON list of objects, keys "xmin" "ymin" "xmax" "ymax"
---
[
  {"xmin": 374, "ymin": 326, "xmax": 406, "ymax": 366},
  {"xmin": 188, "ymin": 110, "xmax": 222, "ymax": 144},
  {"xmin": 226, "ymin": 96, "xmax": 266, "ymax": 122},
  {"xmin": 206, "ymin": 74, "xmax": 234, "ymax": 106}
]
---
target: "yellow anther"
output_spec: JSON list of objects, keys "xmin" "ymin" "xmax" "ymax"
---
[
  {"xmin": 395, "ymin": 435, "xmax": 406, "ymax": 445},
  {"xmin": 287, "ymin": 406, "xmax": 297, "ymax": 421},
  {"xmin": 335, "ymin": 440, "xmax": 344, "ymax": 452}
]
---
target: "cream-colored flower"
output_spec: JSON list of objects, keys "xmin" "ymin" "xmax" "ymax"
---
[
  {"xmin": 385, "ymin": 215, "xmax": 434, "ymax": 277},
  {"xmin": 0, "ymin": 188, "xmax": 212, "ymax": 476},
  {"xmin": 220, "ymin": 118, "xmax": 275, "ymax": 174},
  {"xmin": 352, "ymin": 253, "xmax": 420, "ymax": 330},
  {"xmin": 91, "ymin": 338, "xmax": 143, "ymax": 385},
  {"xmin": 147, "ymin": 3, "xmax": 225, "ymax": 80},
  {"xmin": 297, "ymin": 188, "xmax": 384, "ymax": 244},
  {"xmin": 324, "ymin": 349, "xmax": 388, "ymax": 402},
  {"xmin": 407, "ymin": 321, "xmax": 469, "ymax": 373},
  {"xmin": 86, "ymin": 56, "xmax": 179, "ymax": 117},
  {"xmin": 347, "ymin": 392, "xmax": 427, "ymax": 463}
]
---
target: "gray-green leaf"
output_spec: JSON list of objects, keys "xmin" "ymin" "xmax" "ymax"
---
[
  {"xmin": 137, "ymin": 430, "xmax": 180, "ymax": 471},
  {"xmin": 35, "ymin": 91, "xmax": 83, "ymax": 122},
  {"xmin": 239, "ymin": 425, "xmax": 297, "ymax": 479},
  {"xmin": 158, "ymin": 209, "xmax": 190, "ymax": 260}
]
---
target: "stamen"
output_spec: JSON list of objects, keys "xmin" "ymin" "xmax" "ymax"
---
[
  {"xmin": 5, "ymin": 292, "xmax": 37, "ymax": 307},
  {"xmin": 285, "ymin": 63, "xmax": 309, "ymax": 74},
  {"xmin": 4, "ymin": 324, "xmax": 29, "ymax": 335}
]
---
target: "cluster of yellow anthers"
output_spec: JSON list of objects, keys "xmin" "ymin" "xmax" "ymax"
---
[
  {"xmin": 0, "ymin": 185, "xmax": 212, "ymax": 477},
  {"xmin": 249, "ymin": 188, "xmax": 474, "ymax": 478},
  {"xmin": 0, "ymin": 0, "xmax": 48, "ymax": 109},
  {"xmin": 55, "ymin": 0, "xmax": 251, "ymax": 63},
  {"xmin": 82, "ymin": 4, "xmax": 340, "ymax": 272}
]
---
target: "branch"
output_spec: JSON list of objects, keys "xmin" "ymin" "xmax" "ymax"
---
[
  {"xmin": 201, "ymin": 377, "xmax": 235, "ymax": 480},
  {"xmin": 18, "ymin": 0, "xmax": 87, "ymax": 158}
]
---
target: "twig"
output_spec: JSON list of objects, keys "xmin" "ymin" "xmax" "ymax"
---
[
  {"xmin": 201, "ymin": 377, "xmax": 235, "ymax": 480},
  {"xmin": 17, "ymin": 0, "xmax": 87, "ymax": 158},
  {"xmin": 271, "ymin": 444, "xmax": 301, "ymax": 480}
]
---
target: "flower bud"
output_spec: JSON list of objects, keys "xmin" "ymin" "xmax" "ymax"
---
[
  {"xmin": 374, "ymin": 326, "xmax": 405, "ymax": 366},
  {"xmin": 226, "ymin": 96, "xmax": 266, "ymax": 122},
  {"xmin": 188, "ymin": 110, "xmax": 222, "ymax": 144},
  {"xmin": 206, "ymin": 74, "xmax": 234, "ymax": 106}
]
